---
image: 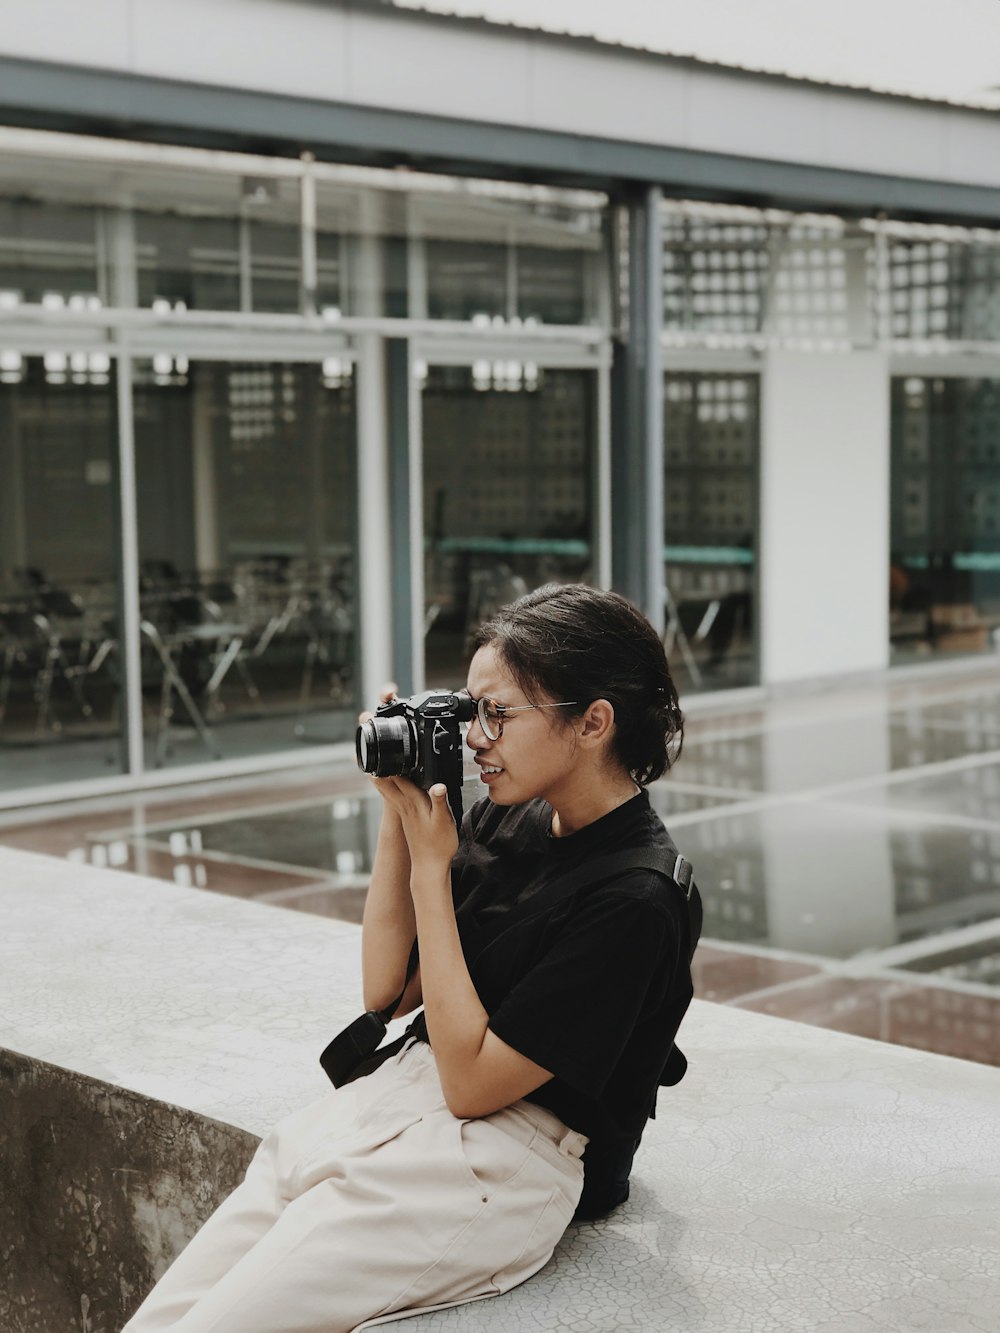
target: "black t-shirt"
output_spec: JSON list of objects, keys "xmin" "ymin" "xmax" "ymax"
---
[{"xmin": 430, "ymin": 789, "xmax": 697, "ymax": 1216}]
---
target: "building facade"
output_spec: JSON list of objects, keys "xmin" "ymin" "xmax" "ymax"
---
[{"xmin": 2, "ymin": 0, "xmax": 1000, "ymax": 807}]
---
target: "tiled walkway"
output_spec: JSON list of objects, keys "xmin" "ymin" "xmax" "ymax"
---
[{"xmin": 4, "ymin": 661, "xmax": 1000, "ymax": 1068}]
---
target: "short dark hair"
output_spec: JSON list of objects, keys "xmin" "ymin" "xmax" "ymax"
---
[{"xmin": 470, "ymin": 583, "xmax": 683, "ymax": 786}]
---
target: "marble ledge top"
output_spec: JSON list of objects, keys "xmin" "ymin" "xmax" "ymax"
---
[
  {"xmin": 3, "ymin": 843, "xmax": 1000, "ymax": 1131},
  {"xmin": 4, "ymin": 846, "xmax": 1000, "ymax": 1331}
]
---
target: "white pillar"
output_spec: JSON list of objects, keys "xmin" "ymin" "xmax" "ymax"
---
[
  {"xmin": 759, "ymin": 349, "xmax": 890, "ymax": 685},
  {"xmin": 355, "ymin": 334, "xmax": 394, "ymax": 709},
  {"xmin": 354, "ymin": 194, "xmax": 395, "ymax": 708}
]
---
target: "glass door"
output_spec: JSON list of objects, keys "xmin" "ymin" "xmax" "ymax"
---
[
  {"xmin": 417, "ymin": 358, "xmax": 601, "ymax": 688},
  {"xmin": 0, "ymin": 354, "xmax": 125, "ymax": 791},
  {"xmin": 131, "ymin": 357, "xmax": 359, "ymax": 768}
]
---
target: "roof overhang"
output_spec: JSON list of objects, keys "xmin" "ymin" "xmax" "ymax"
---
[{"xmin": 3, "ymin": 54, "xmax": 1000, "ymax": 227}]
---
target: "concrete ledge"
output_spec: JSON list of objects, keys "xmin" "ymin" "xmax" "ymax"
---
[{"xmin": 2, "ymin": 847, "xmax": 999, "ymax": 1332}]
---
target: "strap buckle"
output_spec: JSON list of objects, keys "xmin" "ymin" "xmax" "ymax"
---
[{"xmin": 671, "ymin": 853, "xmax": 694, "ymax": 899}]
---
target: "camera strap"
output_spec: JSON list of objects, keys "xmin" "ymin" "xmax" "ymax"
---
[{"xmin": 320, "ymin": 843, "xmax": 699, "ymax": 1089}]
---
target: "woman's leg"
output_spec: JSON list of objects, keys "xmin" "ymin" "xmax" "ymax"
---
[
  {"xmin": 124, "ymin": 1045, "xmax": 584, "ymax": 1333},
  {"xmin": 123, "ymin": 1085, "xmax": 363, "ymax": 1331}
]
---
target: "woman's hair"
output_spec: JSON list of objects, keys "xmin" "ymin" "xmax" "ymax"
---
[{"xmin": 470, "ymin": 583, "xmax": 683, "ymax": 786}]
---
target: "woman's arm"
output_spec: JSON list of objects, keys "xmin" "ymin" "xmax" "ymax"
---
[
  {"xmin": 360, "ymin": 804, "xmax": 422, "ymax": 1015},
  {"xmin": 359, "ymin": 684, "xmax": 422, "ymax": 1016},
  {"xmin": 378, "ymin": 779, "xmax": 554, "ymax": 1119}
]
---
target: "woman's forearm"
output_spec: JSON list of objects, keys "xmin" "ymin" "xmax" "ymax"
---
[
  {"xmin": 361, "ymin": 807, "xmax": 418, "ymax": 1012},
  {"xmin": 410, "ymin": 864, "xmax": 491, "ymax": 1108}
]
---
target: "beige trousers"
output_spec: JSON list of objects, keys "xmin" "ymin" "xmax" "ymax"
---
[{"xmin": 122, "ymin": 1040, "xmax": 587, "ymax": 1333}]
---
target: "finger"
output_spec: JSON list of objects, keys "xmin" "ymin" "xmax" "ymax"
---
[
  {"xmin": 428, "ymin": 783, "xmax": 454, "ymax": 821},
  {"xmin": 377, "ymin": 775, "xmax": 422, "ymax": 814},
  {"xmin": 359, "ymin": 682, "xmax": 399, "ymax": 725}
]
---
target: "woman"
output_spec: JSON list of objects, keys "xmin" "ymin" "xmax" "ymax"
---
[{"xmin": 124, "ymin": 584, "xmax": 699, "ymax": 1333}]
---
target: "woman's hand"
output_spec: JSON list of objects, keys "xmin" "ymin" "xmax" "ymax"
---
[{"xmin": 374, "ymin": 777, "xmax": 458, "ymax": 880}]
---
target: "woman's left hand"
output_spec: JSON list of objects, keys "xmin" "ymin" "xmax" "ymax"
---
[{"xmin": 372, "ymin": 777, "xmax": 459, "ymax": 877}]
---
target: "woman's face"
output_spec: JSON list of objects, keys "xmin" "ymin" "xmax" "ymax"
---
[{"xmin": 464, "ymin": 644, "xmax": 579, "ymax": 807}]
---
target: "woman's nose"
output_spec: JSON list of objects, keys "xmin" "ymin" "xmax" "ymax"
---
[{"xmin": 465, "ymin": 717, "xmax": 489, "ymax": 750}]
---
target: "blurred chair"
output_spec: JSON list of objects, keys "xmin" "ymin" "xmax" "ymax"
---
[
  {"xmin": 663, "ymin": 587, "xmax": 706, "ymax": 687},
  {"xmin": 0, "ymin": 605, "xmax": 94, "ymax": 736},
  {"xmin": 140, "ymin": 617, "xmax": 223, "ymax": 766},
  {"xmin": 297, "ymin": 572, "xmax": 353, "ymax": 715}
]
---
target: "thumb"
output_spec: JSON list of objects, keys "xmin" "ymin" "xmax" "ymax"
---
[{"xmin": 429, "ymin": 784, "xmax": 447, "ymax": 801}]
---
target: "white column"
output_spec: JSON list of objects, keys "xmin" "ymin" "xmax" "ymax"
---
[
  {"xmin": 759, "ymin": 349, "xmax": 890, "ymax": 685},
  {"xmin": 355, "ymin": 334, "xmax": 393, "ymax": 707},
  {"xmin": 300, "ymin": 154, "xmax": 318, "ymax": 317},
  {"xmin": 354, "ymin": 194, "xmax": 394, "ymax": 707}
]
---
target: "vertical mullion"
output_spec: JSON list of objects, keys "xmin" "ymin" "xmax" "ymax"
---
[
  {"xmin": 407, "ymin": 343, "xmax": 425, "ymax": 693},
  {"xmin": 301, "ymin": 155, "xmax": 318, "ymax": 318},
  {"xmin": 115, "ymin": 347, "xmax": 145, "ymax": 779},
  {"xmin": 643, "ymin": 186, "xmax": 665, "ymax": 633},
  {"xmin": 595, "ymin": 354, "xmax": 613, "ymax": 589}
]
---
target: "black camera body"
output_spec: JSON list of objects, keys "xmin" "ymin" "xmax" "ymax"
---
[{"xmin": 356, "ymin": 689, "xmax": 474, "ymax": 824}]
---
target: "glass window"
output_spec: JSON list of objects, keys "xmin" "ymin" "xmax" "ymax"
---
[
  {"xmin": 0, "ymin": 197, "xmax": 100, "ymax": 307},
  {"xmin": 517, "ymin": 245, "xmax": 587, "ymax": 325},
  {"xmin": 315, "ymin": 182, "xmax": 410, "ymax": 318},
  {"xmin": 134, "ymin": 172, "xmax": 301, "ymax": 314},
  {"xmin": 887, "ymin": 238, "xmax": 1000, "ymax": 343},
  {"xmin": 132, "ymin": 359, "xmax": 357, "ymax": 768},
  {"xmin": 421, "ymin": 365, "xmax": 596, "ymax": 686},
  {"xmin": 414, "ymin": 184, "xmax": 605, "ymax": 324},
  {"xmin": 663, "ymin": 372, "xmax": 759, "ymax": 692},
  {"xmin": 0, "ymin": 355, "xmax": 124, "ymax": 789},
  {"xmin": 136, "ymin": 211, "xmax": 241, "ymax": 312},
  {"xmin": 426, "ymin": 240, "xmax": 507, "ymax": 321},
  {"xmin": 662, "ymin": 209, "xmax": 873, "ymax": 343},
  {"xmin": 662, "ymin": 215, "xmax": 771, "ymax": 335},
  {"xmin": 890, "ymin": 377, "xmax": 1000, "ymax": 662}
]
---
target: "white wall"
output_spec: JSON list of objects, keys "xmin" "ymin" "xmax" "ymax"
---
[
  {"xmin": 759, "ymin": 350, "xmax": 889, "ymax": 685},
  {"xmin": 7, "ymin": 0, "xmax": 1000, "ymax": 194}
]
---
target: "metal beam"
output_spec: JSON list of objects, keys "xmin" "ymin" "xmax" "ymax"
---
[{"xmin": 4, "ymin": 56, "xmax": 1000, "ymax": 226}]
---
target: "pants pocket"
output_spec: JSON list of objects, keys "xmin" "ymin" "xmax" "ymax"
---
[{"xmin": 454, "ymin": 1116, "xmax": 537, "ymax": 1202}]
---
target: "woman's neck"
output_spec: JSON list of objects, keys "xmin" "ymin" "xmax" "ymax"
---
[{"xmin": 549, "ymin": 773, "xmax": 641, "ymax": 838}]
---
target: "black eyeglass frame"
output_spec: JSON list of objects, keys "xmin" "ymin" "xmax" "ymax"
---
[{"xmin": 461, "ymin": 691, "xmax": 579, "ymax": 741}]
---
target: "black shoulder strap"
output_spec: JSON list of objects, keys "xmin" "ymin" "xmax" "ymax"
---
[
  {"xmin": 380, "ymin": 843, "xmax": 701, "ymax": 1026},
  {"xmin": 494, "ymin": 842, "xmax": 700, "ymax": 948}
]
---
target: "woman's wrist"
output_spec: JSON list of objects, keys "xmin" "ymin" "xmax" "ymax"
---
[{"xmin": 409, "ymin": 859, "xmax": 452, "ymax": 896}]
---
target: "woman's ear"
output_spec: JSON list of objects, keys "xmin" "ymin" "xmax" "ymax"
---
[{"xmin": 578, "ymin": 698, "xmax": 615, "ymax": 747}]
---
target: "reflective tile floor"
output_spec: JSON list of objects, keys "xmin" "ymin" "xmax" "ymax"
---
[{"xmin": 4, "ymin": 662, "xmax": 1000, "ymax": 1068}]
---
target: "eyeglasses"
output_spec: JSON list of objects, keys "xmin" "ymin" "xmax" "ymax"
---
[{"xmin": 464, "ymin": 692, "xmax": 579, "ymax": 742}]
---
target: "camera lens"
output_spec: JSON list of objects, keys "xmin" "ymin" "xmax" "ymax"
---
[{"xmin": 356, "ymin": 716, "xmax": 417, "ymax": 776}]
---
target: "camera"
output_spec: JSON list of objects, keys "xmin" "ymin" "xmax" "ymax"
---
[{"xmin": 356, "ymin": 689, "xmax": 475, "ymax": 823}]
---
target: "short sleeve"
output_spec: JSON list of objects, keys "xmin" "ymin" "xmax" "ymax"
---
[{"xmin": 487, "ymin": 887, "xmax": 673, "ymax": 1099}]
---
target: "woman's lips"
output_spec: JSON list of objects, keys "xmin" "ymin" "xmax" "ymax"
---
[{"xmin": 478, "ymin": 766, "xmax": 504, "ymax": 784}]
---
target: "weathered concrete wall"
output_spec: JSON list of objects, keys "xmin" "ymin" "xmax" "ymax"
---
[{"xmin": 0, "ymin": 1048, "xmax": 257, "ymax": 1333}]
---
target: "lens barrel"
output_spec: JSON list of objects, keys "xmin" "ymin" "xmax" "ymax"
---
[{"xmin": 356, "ymin": 715, "xmax": 417, "ymax": 777}]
